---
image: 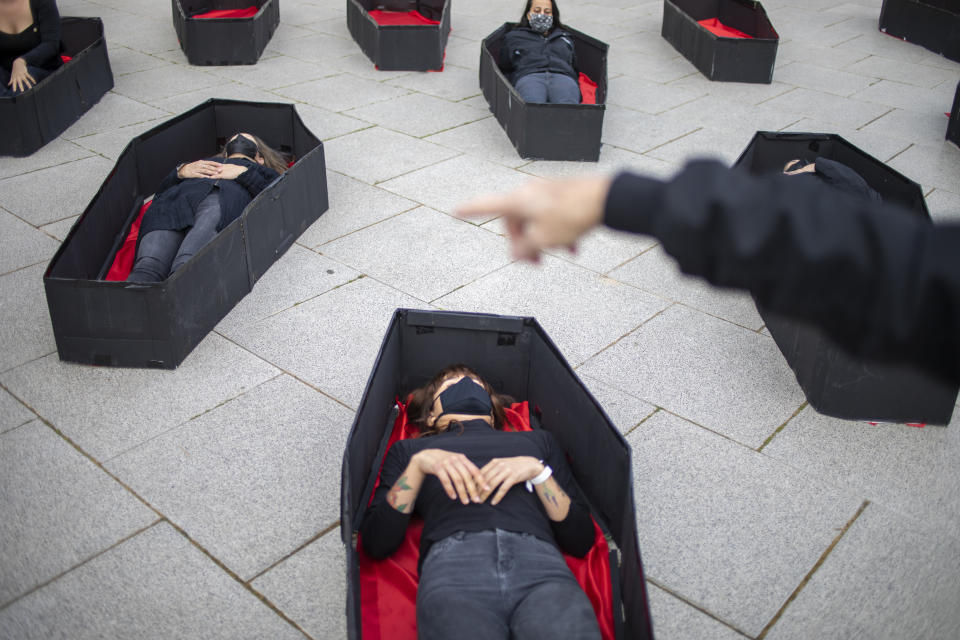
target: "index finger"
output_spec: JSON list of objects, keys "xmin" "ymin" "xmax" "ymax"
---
[{"xmin": 456, "ymin": 192, "xmax": 523, "ymax": 221}]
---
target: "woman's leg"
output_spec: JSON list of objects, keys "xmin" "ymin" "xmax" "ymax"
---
[
  {"xmin": 169, "ymin": 192, "xmax": 222, "ymax": 274},
  {"xmin": 515, "ymin": 72, "xmax": 549, "ymax": 103},
  {"xmin": 127, "ymin": 230, "xmax": 184, "ymax": 282},
  {"xmin": 545, "ymin": 73, "xmax": 582, "ymax": 104},
  {"xmin": 416, "ymin": 531, "xmax": 509, "ymax": 640}
]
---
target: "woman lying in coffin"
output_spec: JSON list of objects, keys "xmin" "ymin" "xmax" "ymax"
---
[
  {"xmin": 500, "ymin": 0, "xmax": 582, "ymax": 104},
  {"xmin": 361, "ymin": 364, "xmax": 601, "ymax": 640},
  {"xmin": 127, "ymin": 132, "xmax": 287, "ymax": 283}
]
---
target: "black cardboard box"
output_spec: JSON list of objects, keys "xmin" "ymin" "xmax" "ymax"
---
[
  {"xmin": 341, "ymin": 309, "xmax": 653, "ymax": 640},
  {"xmin": 346, "ymin": 0, "xmax": 451, "ymax": 71},
  {"xmin": 0, "ymin": 17, "xmax": 113, "ymax": 157},
  {"xmin": 172, "ymin": 0, "xmax": 279, "ymax": 65},
  {"xmin": 43, "ymin": 99, "xmax": 328, "ymax": 370},
  {"xmin": 661, "ymin": 0, "xmax": 779, "ymax": 83},
  {"xmin": 734, "ymin": 131, "xmax": 958, "ymax": 424},
  {"xmin": 879, "ymin": 0, "xmax": 960, "ymax": 63},
  {"xmin": 480, "ymin": 23, "xmax": 608, "ymax": 161},
  {"xmin": 948, "ymin": 80, "xmax": 960, "ymax": 146}
]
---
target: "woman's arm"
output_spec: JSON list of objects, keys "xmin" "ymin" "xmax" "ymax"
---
[
  {"xmin": 232, "ymin": 162, "xmax": 280, "ymax": 197},
  {"xmin": 20, "ymin": 0, "xmax": 60, "ymax": 67}
]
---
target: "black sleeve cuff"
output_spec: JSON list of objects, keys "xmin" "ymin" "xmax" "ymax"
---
[
  {"xmin": 360, "ymin": 502, "xmax": 413, "ymax": 559},
  {"xmin": 603, "ymin": 172, "xmax": 663, "ymax": 235}
]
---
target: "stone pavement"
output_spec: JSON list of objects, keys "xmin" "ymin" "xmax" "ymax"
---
[{"xmin": 1, "ymin": 0, "xmax": 959, "ymax": 638}]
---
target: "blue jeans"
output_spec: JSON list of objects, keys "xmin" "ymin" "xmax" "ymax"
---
[
  {"xmin": 515, "ymin": 71, "xmax": 581, "ymax": 104},
  {"xmin": 417, "ymin": 529, "xmax": 601, "ymax": 640},
  {"xmin": 0, "ymin": 64, "xmax": 52, "ymax": 97},
  {"xmin": 127, "ymin": 192, "xmax": 222, "ymax": 282}
]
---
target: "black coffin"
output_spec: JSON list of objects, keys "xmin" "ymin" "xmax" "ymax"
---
[
  {"xmin": 661, "ymin": 0, "xmax": 779, "ymax": 83},
  {"xmin": 346, "ymin": 0, "xmax": 451, "ymax": 71},
  {"xmin": 879, "ymin": 0, "xmax": 960, "ymax": 63},
  {"xmin": 0, "ymin": 17, "xmax": 113, "ymax": 157},
  {"xmin": 340, "ymin": 309, "xmax": 653, "ymax": 640},
  {"xmin": 480, "ymin": 23, "xmax": 608, "ymax": 161},
  {"xmin": 948, "ymin": 80, "xmax": 960, "ymax": 146},
  {"xmin": 172, "ymin": 0, "xmax": 279, "ymax": 65},
  {"xmin": 734, "ymin": 131, "xmax": 957, "ymax": 425},
  {"xmin": 43, "ymin": 99, "xmax": 328, "ymax": 370}
]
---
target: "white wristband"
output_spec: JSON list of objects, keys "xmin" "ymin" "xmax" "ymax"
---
[{"xmin": 525, "ymin": 461, "xmax": 552, "ymax": 492}]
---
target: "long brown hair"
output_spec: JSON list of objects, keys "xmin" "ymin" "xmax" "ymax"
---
[
  {"xmin": 219, "ymin": 133, "xmax": 289, "ymax": 174},
  {"xmin": 406, "ymin": 364, "xmax": 514, "ymax": 437}
]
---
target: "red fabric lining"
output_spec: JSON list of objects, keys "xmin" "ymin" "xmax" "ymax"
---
[
  {"xmin": 698, "ymin": 17, "xmax": 754, "ymax": 39},
  {"xmin": 60, "ymin": 54, "xmax": 72, "ymax": 63},
  {"xmin": 368, "ymin": 9, "xmax": 440, "ymax": 26},
  {"xmin": 192, "ymin": 6, "xmax": 258, "ymax": 19},
  {"xmin": 358, "ymin": 400, "xmax": 615, "ymax": 640},
  {"xmin": 579, "ymin": 72, "xmax": 598, "ymax": 105},
  {"xmin": 105, "ymin": 199, "xmax": 151, "ymax": 281}
]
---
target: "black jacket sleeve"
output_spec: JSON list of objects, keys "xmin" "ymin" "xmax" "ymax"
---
[
  {"xmin": 233, "ymin": 162, "xmax": 280, "ymax": 198},
  {"xmin": 22, "ymin": 0, "xmax": 61, "ymax": 68},
  {"xmin": 154, "ymin": 167, "xmax": 183, "ymax": 197},
  {"xmin": 541, "ymin": 432, "xmax": 594, "ymax": 557},
  {"xmin": 603, "ymin": 160, "xmax": 960, "ymax": 383},
  {"xmin": 360, "ymin": 443, "xmax": 414, "ymax": 559}
]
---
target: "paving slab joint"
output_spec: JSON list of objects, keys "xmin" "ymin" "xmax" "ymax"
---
[
  {"xmin": 246, "ymin": 520, "xmax": 341, "ymax": 584},
  {"xmin": 646, "ymin": 578, "xmax": 752, "ymax": 638},
  {"xmin": 757, "ymin": 402, "xmax": 808, "ymax": 453}
]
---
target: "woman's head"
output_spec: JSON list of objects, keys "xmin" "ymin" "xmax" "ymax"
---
[
  {"xmin": 221, "ymin": 132, "xmax": 289, "ymax": 174},
  {"xmin": 406, "ymin": 365, "xmax": 512, "ymax": 436},
  {"xmin": 520, "ymin": 0, "xmax": 562, "ymax": 33}
]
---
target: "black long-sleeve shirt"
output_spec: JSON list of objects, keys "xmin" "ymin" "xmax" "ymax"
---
[
  {"xmin": 0, "ymin": 0, "xmax": 61, "ymax": 72},
  {"xmin": 603, "ymin": 160, "xmax": 960, "ymax": 384},
  {"xmin": 360, "ymin": 419, "xmax": 594, "ymax": 573}
]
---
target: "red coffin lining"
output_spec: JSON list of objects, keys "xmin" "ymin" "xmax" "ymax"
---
[
  {"xmin": 579, "ymin": 72, "xmax": 598, "ymax": 105},
  {"xmin": 192, "ymin": 6, "xmax": 258, "ymax": 19},
  {"xmin": 697, "ymin": 17, "xmax": 754, "ymax": 39},
  {"xmin": 358, "ymin": 400, "xmax": 616, "ymax": 640},
  {"xmin": 368, "ymin": 9, "xmax": 440, "ymax": 26}
]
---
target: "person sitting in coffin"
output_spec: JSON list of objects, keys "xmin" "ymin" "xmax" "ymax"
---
[
  {"xmin": 782, "ymin": 157, "xmax": 882, "ymax": 203},
  {"xmin": 127, "ymin": 132, "xmax": 287, "ymax": 283},
  {"xmin": 0, "ymin": 0, "xmax": 61, "ymax": 96},
  {"xmin": 500, "ymin": 0, "xmax": 582, "ymax": 105},
  {"xmin": 361, "ymin": 364, "xmax": 601, "ymax": 640}
]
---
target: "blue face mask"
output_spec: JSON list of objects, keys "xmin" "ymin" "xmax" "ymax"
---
[
  {"xmin": 529, "ymin": 12, "xmax": 553, "ymax": 34},
  {"xmin": 437, "ymin": 378, "xmax": 492, "ymax": 418}
]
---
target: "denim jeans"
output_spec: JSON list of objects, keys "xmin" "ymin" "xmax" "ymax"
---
[
  {"xmin": 127, "ymin": 192, "xmax": 222, "ymax": 283},
  {"xmin": 515, "ymin": 71, "xmax": 581, "ymax": 104},
  {"xmin": 416, "ymin": 529, "xmax": 601, "ymax": 640},
  {"xmin": 0, "ymin": 64, "xmax": 52, "ymax": 97}
]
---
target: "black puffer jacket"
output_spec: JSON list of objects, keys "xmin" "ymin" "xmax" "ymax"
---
[{"xmin": 501, "ymin": 25, "xmax": 578, "ymax": 83}]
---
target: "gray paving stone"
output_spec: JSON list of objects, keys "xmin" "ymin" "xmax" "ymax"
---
[
  {"xmin": 0, "ymin": 264, "xmax": 56, "ymax": 374},
  {"xmin": 0, "ymin": 523, "xmax": 304, "ymax": 640},
  {"xmin": 576, "ymin": 374, "xmax": 657, "ymax": 434},
  {"xmin": 774, "ymin": 40, "xmax": 870, "ymax": 72},
  {"xmin": 345, "ymin": 92, "xmax": 489, "ymax": 137},
  {"xmin": 664, "ymin": 96, "xmax": 802, "ymax": 138},
  {"xmin": 844, "ymin": 54, "xmax": 957, "ymax": 89},
  {"xmin": 60, "ymin": 92, "xmax": 169, "ymax": 140},
  {"xmin": 0, "ymin": 421, "xmax": 156, "ymax": 606},
  {"xmin": 105, "ymin": 16, "xmax": 182, "ymax": 54},
  {"xmin": 780, "ymin": 118, "xmax": 912, "ymax": 163},
  {"xmin": 647, "ymin": 584, "xmax": 746, "ymax": 640},
  {"xmin": 764, "ymin": 406, "xmax": 960, "ymax": 531},
  {"xmin": 609, "ymin": 245, "xmax": 765, "ymax": 330},
  {"xmin": 579, "ymin": 305, "xmax": 805, "ymax": 448},
  {"xmin": 443, "ymin": 40, "xmax": 483, "ymax": 72},
  {"xmin": 775, "ymin": 61, "xmax": 875, "ymax": 97},
  {"xmin": 107, "ymin": 375, "xmax": 352, "ymax": 580},
  {"xmin": 0, "ymin": 335, "xmax": 280, "ymax": 461},
  {"xmin": 519, "ymin": 144, "xmax": 679, "ymax": 180},
  {"xmin": 72, "ymin": 118, "xmax": 171, "ymax": 161},
  {"xmin": 435, "ymin": 254, "xmax": 669, "ymax": 366},
  {"xmin": 926, "ymin": 188, "xmax": 960, "ymax": 224},
  {"xmin": 761, "ymin": 87, "xmax": 891, "ymax": 129},
  {"xmin": 299, "ymin": 15, "xmax": 352, "ymax": 40},
  {"xmin": 0, "ymin": 156, "xmax": 114, "ymax": 226},
  {"xmin": 319, "ymin": 51, "xmax": 419, "ymax": 83},
  {"xmin": 221, "ymin": 276, "xmax": 425, "ymax": 409},
  {"xmin": 150, "ymin": 82, "xmax": 284, "ymax": 115},
  {"xmin": 266, "ymin": 33, "xmax": 365, "ymax": 66},
  {"xmin": 887, "ymin": 142, "xmax": 960, "ymax": 194},
  {"xmin": 425, "ymin": 117, "xmax": 530, "ymax": 169},
  {"xmin": 0, "ymin": 138, "xmax": 92, "ymax": 180},
  {"xmin": 850, "ymin": 79, "xmax": 956, "ymax": 115},
  {"xmin": 860, "ymin": 108, "xmax": 959, "ymax": 148},
  {"xmin": 378, "ymin": 154, "xmax": 532, "ymax": 213},
  {"xmin": 107, "ymin": 46, "xmax": 172, "ymax": 76},
  {"xmin": 322, "ymin": 126, "xmax": 459, "ymax": 184},
  {"xmin": 323, "ymin": 206, "xmax": 511, "ymax": 301},
  {"xmin": 543, "ymin": 226, "xmax": 658, "ymax": 274},
  {"xmin": 208, "ymin": 54, "xmax": 330, "ymax": 90},
  {"xmin": 252, "ymin": 530, "xmax": 347, "ymax": 640},
  {"xmin": 645, "ymin": 126, "xmax": 758, "ymax": 166},
  {"xmin": 38, "ymin": 216, "xmax": 78, "ymax": 242},
  {"xmin": 387, "ymin": 64, "xmax": 483, "ymax": 102},
  {"xmin": 836, "ymin": 31, "xmax": 935, "ymax": 64},
  {"xmin": 607, "ymin": 76, "xmax": 705, "ymax": 115},
  {"xmin": 601, "ymin": 105, "xmax": 700, "ymax": 155},
  {"xmin": 0, "ymin": 387, "xmax": 33, "ymax": 434},
  {"xmin": 608, "ymin": 52, "xmax": 699, "ymax": 85},
  {"xmin": 112, "ymin": 64, "xmax": 230, "ymax": 104},
  {"xmin": 289, "ymin": 103, "xmax": 370, "ymax": 141},
  {"xmin": 216, "ymin": 245, "xmax": 360, "ymax": 336},
  {"xmin": 296, "ymin": 171, "xmax": 417, "ymax": 247},
  {"xmin": 765, "ymin": 504, "xmax": 960, "ymax": 640},
  {"xmin": 0, "ymin": 209, "xmax": 60, "ymax": 275},
  {"xmin": 626, "ymin": 411, "xmax": 863, "ymax": 636}
]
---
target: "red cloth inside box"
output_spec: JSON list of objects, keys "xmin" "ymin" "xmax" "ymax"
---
[
  {"xmin": 579, "ymin": 72, "xmax": 598, "ymax": 105},
  {"xmin": 192, "ymin": 6, "xmax": 258, "ymax": 19},
  {"xmin": 357, "ymin": 399, "xmax": 616, "ymax": 640},
  {"xmin": 368, "ymin": 9, "xmax": 440, "ymax": 26},
  {"xmin": 105, "ymin": 199, "xmax": 150, "ymax": 281},
  {"xmin": 697, "ymin": 17, "xmax": 754, "ymax": 39}
]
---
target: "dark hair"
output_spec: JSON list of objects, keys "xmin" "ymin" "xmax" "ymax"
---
[
  {"xmin": 406, "ymin": 364, "xmax": 514, "ymax": 437},
  {"xmin": 219, "ymin": 133, "xmax": 289, "ymax": 174},
  {"xmin": 519, "ymin": 0, "xmax": 563, "ymax": 30}
]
